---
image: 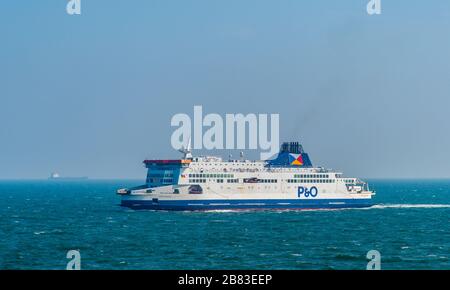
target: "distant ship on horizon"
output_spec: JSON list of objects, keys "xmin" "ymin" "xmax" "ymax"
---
[{"xmin": 48, "ymin": 172, "xmax": 88, "ymax": 181}]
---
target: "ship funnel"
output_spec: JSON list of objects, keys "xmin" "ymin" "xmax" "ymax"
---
[
  {"xmin": 280, "ymin": 142, "xmax": 304, "ymax": 154},
  {"xmin": 266, "ymin": 142, "xmax": 313, "ymax": 167}
]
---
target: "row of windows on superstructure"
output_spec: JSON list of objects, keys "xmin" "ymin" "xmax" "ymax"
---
[
  {"xmin": 189, "ymin": 178, "xmax": 239, "ymax": 183},
  {"xmin": 149, "ymin": 177, "xmax": 281, "ymax": 184},
  {"xmin": 293, "ymin": 174, "xmax": 329, "ymax": 179},
  {"xmin": 189, "ymin": 173, "xmax": 234, "ymax": 178},
  {"xmin": 187, "ymin": 179, "xmax": 278, "ymax": 184},
  {"xmin": 187, "ymin": 173, "xmax": 330, "ymax": 179},
  {"xmin": 193, "ymin": 162, "xmax": 261, "ymax": 166},
  {"xmin": 190, "ymin": 179, "xmax": 207, "ymax": 183},
  {"xmin": 148, "ymin": 178, "xmax": 174, "ymax": 183},
  {"xmin": 259, "ymin": 179, "xmax": 277, "ymax": 183},
  {"xmin": 186, "ymin": 179, "xmax": 337, "ymax": 184},
  {"xmin": 287, "ymin": 179, "xmax": 334, "ymax": 183},
  {"xmin": 148, "ymin": 172, "xmax": 174, "ymax": 178}
]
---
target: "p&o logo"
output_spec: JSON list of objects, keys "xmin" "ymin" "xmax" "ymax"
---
[{"xmin": 297, "ymin": 186, "xmax": 318, "ymax": 198}]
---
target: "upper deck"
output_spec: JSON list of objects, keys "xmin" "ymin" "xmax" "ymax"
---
[
  {"xmin": 143, "ymin": 142, "xmax": 336, "ymax": 175},
  {"xmin": 144, "ymin": 159, "xmax": 191, "ymax": 167}
]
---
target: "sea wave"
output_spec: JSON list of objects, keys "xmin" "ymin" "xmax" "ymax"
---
[
  {"xmin": 201, "ymin": 209, "xmax": 239, "ymax": 213},
  {"xmin": 202, "ymin": 204, "xmax": 450, "ymax": 213},
  {"xmin": 369, "ymin": 204, "xmax": 450, "ymax": 209}
]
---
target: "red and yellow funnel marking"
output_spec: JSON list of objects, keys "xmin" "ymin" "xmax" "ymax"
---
[{"xmin": 290, "ymin": 155, "xmax": 304, "ymax": 166}]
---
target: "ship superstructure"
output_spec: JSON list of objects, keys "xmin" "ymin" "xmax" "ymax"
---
[{"xmin": 117, "ymin": 142, "xmax": 374, "ymax": 210}]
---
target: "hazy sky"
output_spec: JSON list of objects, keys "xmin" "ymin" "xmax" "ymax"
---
[{"xmin": 1, "ymin": 1, "xmax": 450, "ymax": 179}]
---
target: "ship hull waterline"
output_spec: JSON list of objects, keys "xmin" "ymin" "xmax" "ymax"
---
[{"xmin": 120, "ymin": 198, "xmax": 373, "ymax": 211}]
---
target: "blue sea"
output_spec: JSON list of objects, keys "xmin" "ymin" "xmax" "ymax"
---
[{"xmin": 0, "ymin": 179, "xmax": 449, "ymax": 270}]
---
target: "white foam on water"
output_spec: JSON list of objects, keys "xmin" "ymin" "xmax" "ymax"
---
[
  {"xmin": 369, "ymin": 204, "xmax": 450, "ymax": 209},
  {"xmin": 186, "ymin": 204, "xmax": 450, "ymax": 213},
  {"xmin": 202, "ymin": 209, "xmax": 237, "ymax": 213}
]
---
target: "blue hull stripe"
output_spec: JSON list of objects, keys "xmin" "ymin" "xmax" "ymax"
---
[{"xmin": 121, "ymin": 198, "xmax": 373, "ymax": 211}]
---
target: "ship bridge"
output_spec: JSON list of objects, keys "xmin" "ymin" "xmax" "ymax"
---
[{"xmin": 143, "ymin": 159, "xmax": 191, "ymax": 187}]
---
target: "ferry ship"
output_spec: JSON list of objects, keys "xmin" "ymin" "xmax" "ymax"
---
[
  {"xmin": 117, "ymin": 142, "xmax": 374, "ymax": 210},
  {"xmin": 48, "ymin": 172, "xmax": 88, "ymax": 181}
]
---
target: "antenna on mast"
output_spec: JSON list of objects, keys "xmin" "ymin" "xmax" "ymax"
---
[{"xmin": 178, "ymin": 136, "xmax": 193, "ymax": 159}]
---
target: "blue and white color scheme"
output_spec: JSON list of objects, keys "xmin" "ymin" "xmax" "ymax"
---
[{"xmin": 117, "ymin": 142, "xmax": 375, "ymax": 211}]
